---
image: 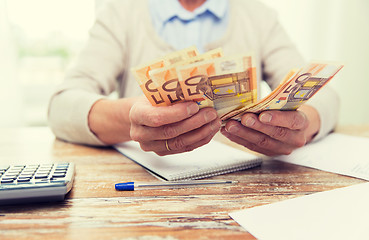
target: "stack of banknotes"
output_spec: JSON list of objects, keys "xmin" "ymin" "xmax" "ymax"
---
[{"xmin": 132, "ymin": 46, "xmax": 343, "ymax": 122}]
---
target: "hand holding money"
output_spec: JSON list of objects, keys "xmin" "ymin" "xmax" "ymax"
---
[
  {"xmin": 129, "ymin": 96, "xmax": 221, "ymax": 156},
  {"xmin": 221, "ymin": 105, "xmax": 319, "ymax": 156},
  {"xmin": 132, "ymin": 47, "xmax": 343, "ymax": 124},
  {"xmin": 221, "ymin": 62, "xmax": 343, "ymax": 121},
  {"xmin": 131, "ymin": 48, "xmax": 343, "ymax": 156},
  {"xmin": 132, "ymin": 46, "xmax": 258, "ymax": 119},
  {"xmin": 219, "ymin": 60, "xmax": 342, "ymax": 156}
]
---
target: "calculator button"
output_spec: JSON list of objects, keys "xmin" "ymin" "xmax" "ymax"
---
[
  {"xmin": 41, "ymin": 164, "xmax": 53, "ymax": 167},
  {"xmin": 3, "ymin": 173, "xmax": 16, "ymax": 176},
  {"xmin": 38, "ymin": 168, "xmax": 52, "ymax": 171},
  {"xmin": 27, "ymin": 165, "xmax": 40, "ymax": 168},
  {"xmin": 9, "ymin": 166, "xmax": 23, "ymax": 170},
  {"xmin": 23, "ymin": 167, "xmax": 38, "ymax": 171},
  {"xmin": 50, "ymin": 179, "xmax": 65, "ymax": 183},
  {"xmin": 1, "ymin": 179, "xmax": 14, "ymax": 183},
  {"xmin": 34, "ymin": 179, "xmax": 49, "ymax": 184},
  {"xmin": 52, "ymin": 173, "xmax": 66, "ymax": 178},
  {"xmin": 56, "ymin": 167, "xmax": 68, "ymax": 170},
  {"xmin": 34, "ymin": 175, "xmax": 48, "ymax": 179},
  {"xmin": 10, "ymin": 166, "xmax": 23, "ymax": 169},
  {"xmin": 57, "ymin": 163, "xmax": 69, "ymax": 166},
  {"xmin": 37, "ymin": 168, "xmax": 51, "ymax": 171},
  {"xmin": 2, "ymin": 175, "xmax": 17, "ymax": 180},
  {"xmin": 17, "ymin": 178, "xmax": 31, "ymax": 182},
  {"xmin": 19, "ymin": 174, "xmax": 34, "ymax": 178},
  {"xmin": 39, "ymin": 165, "xmax": 52, "ymax": 168}
]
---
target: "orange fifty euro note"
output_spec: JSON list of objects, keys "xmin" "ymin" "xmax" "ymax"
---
[
  {"xmin": 131, "ymin": 46, "xmax": 199, "ymax": 106},
  {"xmin": 149, "ymin": 48, "xmax": 223, "ymax": 105},
  {"xmin": 221, "ymin": 62, "xmax": 343, "ymax": 121},
  {"xmin": 132, "ymin": 60, "xmax": 167, "ymax": 106},
  {"xmin": 260, "ymin": 62, "xmax": 343, "ymax": 111}
]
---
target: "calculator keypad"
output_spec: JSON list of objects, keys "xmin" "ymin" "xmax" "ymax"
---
[{"xmin": 0, "ymin": 163, "xmax": 70, "ymax": 184}]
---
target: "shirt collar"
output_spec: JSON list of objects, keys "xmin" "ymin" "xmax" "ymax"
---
[{"xmin": 150, "ymin": 0, "xmax": 228, "ymax": 23}]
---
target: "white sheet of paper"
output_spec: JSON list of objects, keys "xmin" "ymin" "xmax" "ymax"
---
[
  {"xmin": 277, "ymin": 133, "xmax": 369, "ymax": 180},
  {"xmin": 230, "ymin": 182, "xmax": 369, "ymax": 240}
]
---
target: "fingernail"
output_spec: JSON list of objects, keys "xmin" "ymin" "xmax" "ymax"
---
[
  {"xmin": 260, "ymin": 113, "xmax": 272, "ymax": 123},
  {"xmin": 205, "ymin": 111, "xmax": 217, "ymax": 122},
  {"xmin": 227, "ymin": 125, "xmax": 238, "ymax": 133},
  {"xmin": 187, "ymin": 103, "xmax": 199, "ymax": 115},
  {"xmin": 245, "ymin": 117, "xmax": 255, "ymax": 127}
]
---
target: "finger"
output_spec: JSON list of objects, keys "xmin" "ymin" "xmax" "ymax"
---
[
  {"xmin": 223, "ymin": 121, "xmax": 295, "ymax": 155},
  {"xmin": 154, "ymin": 130, "xmax": 217, "ymax": 156},
  {"xmin": 130, "ymin": 101, "xmax": 199, "ymax": 127},
  {"xmin": 240, "ymin": 113, "xmax": 307, "ymax": 147},
  {"xmin": 258, "ymin": 110, "xmax": 308, "ymax": 130},
  {"xmin": 139, "ymin": 118, "xmax": 221, "ymax": 154},
  {"xmin": 130, "ymin": 108, "xmax": 219, "ymax": 141},
  {"xmin": 220, "ymin": 128, "xmax": 277, "ymax": 156}
]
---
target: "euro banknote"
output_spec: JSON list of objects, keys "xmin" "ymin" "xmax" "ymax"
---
[
  {"xmin": 131, "ymin": 46, "xmax": 199, "ymax": 106},
  {"xmin": 221, "ymin": 62, "xmax": 344, "ymax": 121},
  {"xmin": 176, "ymin": 54, "xmax": 257, "ymax": 116},
  {"xmin": 132, "ymin": 47, "xmax": 343, "ymax": 123},
  {"xmin": 149, "ymin": 48, "xmax": 223, "ymax": 105}
]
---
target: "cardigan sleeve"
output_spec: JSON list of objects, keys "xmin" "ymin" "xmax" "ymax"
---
[{"xmin": 48, "ymin": 0, "xmax": 127, "ymax": 146}]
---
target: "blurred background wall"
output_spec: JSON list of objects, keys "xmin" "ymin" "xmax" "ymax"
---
[
  {"xmin": 260, "ymin": 0, "xmax": 369, "ymax": 125},
  {"xmin": 0, "ymin": 0, "xmax": 368, "ymax": 127},
  {"xmin": 0, "ymin": 0, "xmax": 23, "ymax": 126},
  {"xmin": 0, "ymin": 0, "xmax": 94, "ymax": 127}
]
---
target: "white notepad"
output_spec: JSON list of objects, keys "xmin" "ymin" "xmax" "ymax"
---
[{"xmin": 114, "ymin": 140, "xmax": 262, "ymax": 181}]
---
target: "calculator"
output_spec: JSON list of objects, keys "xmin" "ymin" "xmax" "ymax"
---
[{"xmin": 0, "ymin": 163, "xmax": 74, "ymax": 205}]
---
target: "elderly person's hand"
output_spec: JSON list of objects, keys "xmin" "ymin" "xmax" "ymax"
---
[
  {"xmin": 129, "ymin": 98, "xmax": 221, "ymax": 156},
  {"xmin": 89, "ymin": 96, "xmax": 221, "ymax": 156},
  {"xmin": 220, "ymin": 105, "xmax": 320, "ymax": 156}
]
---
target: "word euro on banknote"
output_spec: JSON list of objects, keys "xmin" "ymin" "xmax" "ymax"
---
[
  {"xmin": 131, "ymin": 46, "xmax": 199, "ymax": 106},
  {"xmin": 149, "ymin": 48, "xmax": 223, "ymax": 105},
  {"xmin": 221, "ymin": 62, "xmax": 344, "ymax": 121},
  {"xmin": 176, "ymin": 55, "xmax": 257, "ymax": 117}
]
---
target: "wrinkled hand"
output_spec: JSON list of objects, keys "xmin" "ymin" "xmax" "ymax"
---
[
  {"xmin": 129, "ymin": 98, "xmax": 221, "ymax": 156},
  {"xmin": 221, "ymin": 107, "xmax": 320, "ymax": 156}
]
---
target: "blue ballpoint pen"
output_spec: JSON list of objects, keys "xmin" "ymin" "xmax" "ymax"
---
[{"xmin": 115, "ymin": 180, "xmax": 238, "ymax": 191}]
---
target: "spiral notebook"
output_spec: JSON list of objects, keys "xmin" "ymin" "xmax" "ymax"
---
[{"xmin": 114, "ymin": 140, "xmax": 262, "ymax": 181}]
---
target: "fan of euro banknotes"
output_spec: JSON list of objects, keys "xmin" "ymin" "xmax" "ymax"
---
[{"xmin": 132, "ymin": 46, "xmax": 343, "ymax": 122}]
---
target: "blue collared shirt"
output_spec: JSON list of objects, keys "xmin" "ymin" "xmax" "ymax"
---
[{"xmin": 149, "ymin": 0, "xmax": 229, "ymax": 53}]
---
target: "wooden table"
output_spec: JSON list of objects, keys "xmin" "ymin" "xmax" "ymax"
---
[{"xmin": 0, "ymin": 126, "xmax": 368, "ymax": 240}]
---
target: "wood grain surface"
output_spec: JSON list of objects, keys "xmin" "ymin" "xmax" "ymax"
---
[{"xmin": 0, "ymin": 126, "xmax": 368, "ymax": 240}]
